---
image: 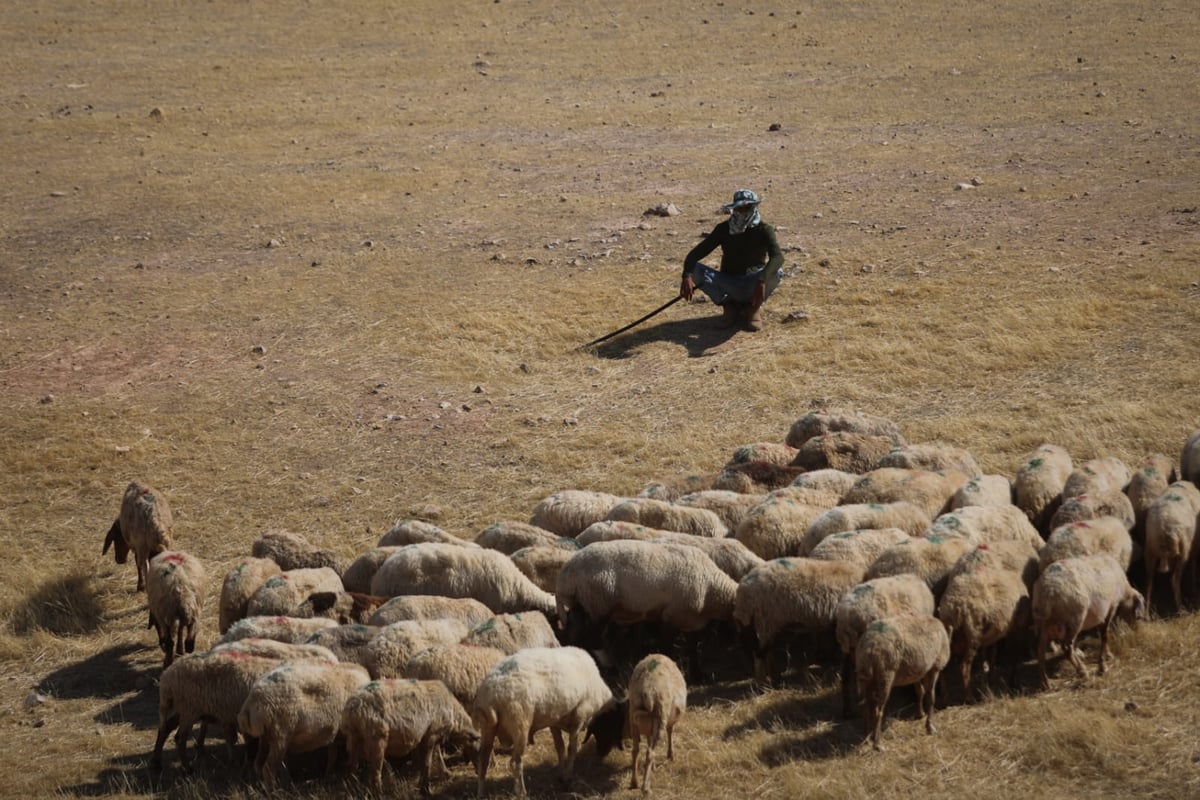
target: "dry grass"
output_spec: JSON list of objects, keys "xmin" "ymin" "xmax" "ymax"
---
[{"xmin": 2, "ymin": 0, "xmax": 1198, "ymax": 796}]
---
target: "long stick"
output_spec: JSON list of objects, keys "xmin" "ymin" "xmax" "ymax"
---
[{"xmin": 577, "ymin": 295, "xmax": 683, "ymax": 349}]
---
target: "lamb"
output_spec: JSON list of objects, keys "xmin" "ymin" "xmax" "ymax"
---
[
  {"xmin": 674, "ymin": 489, "xmax": 766, "ymax": 532},
  {"xmin": 710, "ymin": 461, "xmax": 806, "ymax": 493},
  {"xmin": 925, "ymin": 504, "xmax": 1045, "ymax": 552},
  {"xmin": 834, "ymin": 574, "xmax": 935, "ymax": 718},
  {"xmin": 237, "ymin": 659, "xmax": 371, "ymax": 792},
  {"xmin": 1039, "ymin": 517, "xmax": 1135, "ymax": 572},
  {"xmin": 290, "ymin": 590, "xmax": 389, "ymax": 624},
  {"xmin": 807, "ymin": 528, "xmax": 913, "ymax": 570},
  {"xmin": 1124, "ymin": 453, "xmax": 1176, "ymax": 542},
  {"xmin": 403, "ymin": 643, "xmax": 508, "ymax": 710},
  {"xmin": 369, "ymin": 543, "xmax": 557, "ymax": 616},
  {"xmin": 784, "ymin": 408, "xmax": 905, "ymax": 449},
  {"xmin": 378, "ymin": 519, "xmax": 475, "ymax": 548},
  {"xmin": 864, "ymin": 534, "xmax": 976, "ymax": 598},
  {"xmin": 530, "ymin": 489, "xmax": 627, "ymax": 537},
  {"xmin": 251, "ymin": 530, "xmax": 344, "ymax": 574},
  {"xmin": 798, "ymin": 501, "xmax": 932, "ymax": 557},
  {"xmin": 949, "ymin": 474, "xmax": 1015, "ymax": 510},
  {"xmin": 216, "ymin": 614, "xmax": 339, "ymax": 646},
  {"xmin": 218, "ymin": 557, "xmax": 282, "ymax": 634},
  {"xmin": 1032, "ymin": 553, "xmax": 1145, "ymax": 689},
  {"xmin": 1047, "ymin": 489, "xmax": 1136, "ymax": 532},
  {"xmin": 474, "ymin": 521, "xmax": 576, "ymax": 554},
  {"xmin": 936, "ymin": 565, "xmax": 1031, "ymax": 701},
  {"xmin": 1142, "ymin": 480, "xmax": 1200, "ymax": 614},
  {"xmin": 508, "ymin": 545, "xmax": 577, "ymax": 594},
  {"xmin": 1062, "ymin": 456, "xmax": 1132, "ymax": 499},
  {"xmin": 722, "ymin": 441, "xmax": 800, "ymax": 469},
  {"xmin": 362, "ymin": 618, "xmax": 472, "ymax": 679},
  {"xmin": 145, "ymin": 550, "xmax": 207, "ymax": 669},
  {"xmin": 1014, "ymin": 443, "xmax": 1074, "ymax": 533},
  {"xmin": 637, "ymin": 473, "xmax": 714, "ymax": 502},
  {"xmin": 841, "ymin": 467, "xmax": 967, "ymax": 520},
  {"xmin": 789, "ymin": 431, "xmax": 899, "ymax": 474},
  {"xmin": 875, "ymin": 442, "xmax": 981, "ymax": 479},
  {"xmin": 102, "ymin": 480, "xmax": 174, "ymax": 592},
  {"xmin": 367, "ymin": 594, "xmax": 494, "ymax": 629},
  {"xmin": 473, "ymin": 646, "xmax": 614, "ymax": 798},
  {"xmin": 341, "ymin": 546, "xmax": 405, "ymax": 594},
  {"xmin": 733, "ymin": 557, "xmax": 866, "ymax": 684},
  {"xmin": 734, "ymin": 493, "xmax": 838, "ymax": 561},
  {"xmin": 948, "ymin": 540, "xmax": 1041, "ymax": 590},
  {"xmin": 341, "ymin": 678, "xmax": 481, "ymax": 796},
  {"xmin": 245, "ymin": 567, "xmax": 344, "ymax": 617},
  {"xmin": 576, "ymin": 520, "xmax": 665, "ymax": 546},
  {"xmin": 787, "ymin": 468, "xmax": 859, "ymax": 500},
  {"xmin": 855, "ymin": 613, "xmax": 950, "ymax": 751},
  {"xmin": 649, "ymin": 532, "xmax": 765, "ymax": 581},
  {"xmin": 605, "ymin": 497, "xmax": 728, "ymax": 538},
  {"xmin": 1181, "ymin": 431, "xmax": 1200, "ymax": 484},
  {"xmin": 461, "ymin": 612, "xmax": 560, "ymax": 655}
]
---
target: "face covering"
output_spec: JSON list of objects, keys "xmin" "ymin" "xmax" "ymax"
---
[{"xmin": 728, "ymin": 205, "xmax": 761, "ymax": 234}]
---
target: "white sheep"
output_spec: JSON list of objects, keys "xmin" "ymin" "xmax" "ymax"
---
[
  {"xmin": 1062, "ymin": 457, "xmax": 1132, "ymax": 499},
  {"xmin": 210, "ymin": 637, "xmax": 339, "ymax": 662},
  {"xmin": 648, "ymin": 532, "xmax": 766, "ymax": 581},
  {"xmin": 605, "ymin": 497, "xmax": 728, "ymax": 538},
  {"xmin": 855, "ymin": 613, "xmax": 950, "ymax": 750},
  {"xmin": 1124, "ymin": 453, "xmax": 1176, "ymax": 541},
  {"xmin": 576, "ymin": 519, "xmax": 665, "ymax": 546},
  {"xmin": 473, "ymin": 646, "xmax": 614, "ymax": 798},
  {"xmin": 251, "ymin": 529, "xmax": 344, "ymax": 574},
  {"xmin": 788, "ymin": 468, "xmax": 860, "ymax": 500},
  {"xmin": 808, "ymin": 528, "xmax": 913, "ymax": 570},
  {"xmin": 875, "ymin": 442, "xmax": 981, "ymax": 479},
  {"xmin": 218, "ymin": 557, "xmax": 282, "ymax": 634},
  {"xmin": 841, "ymin": 467, "xmax": 967, "ymax": 520},
  {"xmin": 637, "ymin": 473, "xmax": 715, "ymax": 502},
  {"xmin": 936, "ymin": 565, "xmax": 1031, "ymax": 701},
  {"xmin": 102, "ymin": 480, "xmax": 174, "ymax": 593},
  {"xmin": 1014, "ymin": 443, "xmax": 1074, "ymax": 533},
  {"xmin": 474, "ymin": 520, "xmax": 576, "ymax": 554},
  {"xmin": 1143, "ymin": 480, "xmax": 1200, "ymax": 614},
  {"xmin": 784, "ymin": 408, "xmax": 905, "ymax": 450},
  {"xmin": 1039, "ymin": 517, "xmax": 1134, "ymax": 572},
  {"xmin": 1047, "ymin": 489, "xmax": 1136, "ymax": 532},
  {"xmin": 949, "ymin": 474, "xmax": 1015, "ymax": 510},
  {"xmin": 341, "ymin": 678, "xmax": 481, "ymax": 795},
  {"xmin": 674, "ymin": 489, "xmax": 766, "ymax": 532},
  {"xmin": 461, "ymin": 612, "xmax": 560, "ymax": 655},
  {"xmin": 948, "ymin": 540, "xmax": 1041, "ymax": 590},
  {"xmin": 245, "ymin": 567, "xmax": 344, "ymax": 618},
  {"xmin": 237, "ymin": 659, "xmax": 371, "ymax": 792},
  {"xmin": 798, "ymin": 501, "xmax": 932, "ymax": 557},
  {"xmin": 363, "ymin": 618, "xmax": 472, "ymax": 679},
  {"xmin": 367, "ymin": 594, "xmax": 495, "ymax": 629},
  {"xmin": 216, "ymin": 614, "xmax": 340, "ymax": 646},
  {"xmin": 790, "ymin": 431, "xmax": 899, "ymax": 474},
  {"xmin": 341, "ymin": 546, "xmax": 406, "ymax": 594},
  {"xmin": 304, "ymin": 623, "xmax": 383, "ymax": 665},
  {"xmin": 369, "ymin": 543, "xmax": 557, "ymax": 616},
  {"xmin": 733, "ymin": 557, "xmax": 866, "ymax": 684},
  {"xmin": 723, "ymin": 441, "xmax": 800, "ymax": 469},
  {"xmin": 926, "ymin": 504, "xmax": 1045, "ymax": 552},
  {"xmin": 1180, "ymin": 431, "xmax": 1200, "ymax": 484},
  {"xmin": 864, "ymin": 534, "xmax": 976, "ymax": 598},
  {"xmin": 1032, "ymin": 553, "xmax": 1145, "ymax": 689},
  {"xmin": 403, "ymin": 643, "xmax": 507, "ymax": 710},
  {"xmin": 834, "ymin": 574, "xmax": 935, "ymax": 718},
  {"xmin": 734, "ymin": 493, "xmax": 837, "ymax": 561},
  {"xmin": 145, "ymin": 550, "xmax": 207, "ymax": 669},
  {"xmin": 530, "ymin": 489, "xmax": 627, "ymax": 537},
  {"xmin": 508, "ymin": 545, "xmax": 577, "ymax": 594},
  {"xmin": 378, "ymin": 519, "xmax": 475, "ymax": 548}
]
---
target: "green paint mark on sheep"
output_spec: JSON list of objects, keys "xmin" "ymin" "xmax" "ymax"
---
[
  {"xmin": 476, "ymin": 618, "xmax": 497, "ymax": 634},
  {"xmin": 646, "ymin": 658, "xmax": 660, "ymax": 672},
  {"xmin": 265, "ymin": 576, "xmax": 286, "ymax": 588},
  {"xmin": 852, "ymin": 584, "xmax": 875, "ymax": 598},
  {"xmin": 868, "ymin": 503, "xmax": 884, "ymax": 511},
  {"xmin": 777, "ymin": 558, "xmax": 793, "ymax": 569},
  {"xmin": 496, "ymin": 659, "xmax": 519, "ymax": 675},
  {"xmin": 365, "ymin": 681, "xmax": 381, "ymax": 692},
  {"xmin": 1028, "ymin": 458, "xmax": 1045, "ymax": 470},
  {"xmin": 867, "ymin": 620, "xmax": 891, "ymax": 634}
]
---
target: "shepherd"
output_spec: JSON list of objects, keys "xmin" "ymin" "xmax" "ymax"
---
[{"xmin": 679, "ymin": 189, "xmax": 784, "ymax": 332}]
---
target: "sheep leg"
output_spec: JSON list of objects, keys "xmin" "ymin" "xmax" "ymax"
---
[
  {"xmin": 960, "ymin": 643, "xmax": 977, "ymax": 703},
  {"xmin": 666, "ymin": 718, "xmax": 675, "ymax": 761},
  {"xmin": 1098, "ymin": 612, "xmax": 1116, "ymax": 676},
  {"xmin": 174, "ymin": 719, "xmax": 196, "ymax": 773},
  {"xmin": 1036, "ymin": 625, "xmax": 1051, "ymax": 690},
  {"xmin": 475, "ymin": 724, "xmax": 495, "ymax": 798},
  {"xmin": 628, "ymin": 727, "xmax": 641, "ymax": 790},
  {"xmin": 510, "ymin": 734, "xmax": 527, "ymax": 799},
  {"xmin": 418, "ymin": 736, "xmax": 436, "ymax": 797},
  {"xmin": 1066, "ymin": 629, "xmax": 1088, "ymax": 679},
  {"xmin": 135, "ymin": 550, "xmax": 147, "ymax": 592},
  {"xmin": 869, "ymin": 675, "xmax": 894, "ymax": 751},
  {"xmin": 550, "ymin": 727, "xmax": 566, "ymax": 767},
  {"xmin": 1144, "ymin": 566, "xmax": 1156, "ymax": 619},
  {"xmin": 150, "ymin": 712, "xmax": 180, "ymax": 770},
  {"xmin": 562, "ymin": 726, "xmax": 581, "ymax": 785},
  {"xmin": 923, "ymin": 669, "xmax": 940, "ymax": 735},
  {"xmin": 643, "ymin": 716, "xmax": 661, "ymax": 792},
  {"xmin": 1171, "ymin": 563, "xmax": 1184, "ymax": 614},
  {"xmin": 840, "ymin": 651, "xmax": 857, "ymax": 719}
]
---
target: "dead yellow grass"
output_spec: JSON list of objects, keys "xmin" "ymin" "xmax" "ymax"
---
[{"xmin": 1, "ymin": 0, "xmax": 1198, "ymax": 796}]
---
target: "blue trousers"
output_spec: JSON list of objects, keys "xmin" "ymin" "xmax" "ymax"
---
[{"xmin": 688, "ymin": 262, "xmax": 781, "ymax": 306}]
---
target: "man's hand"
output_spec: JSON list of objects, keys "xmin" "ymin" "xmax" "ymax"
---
[
  {"xmin": 751, "ymin": 281, "xmax": 765, "ymax": 307},
  {"xmin": 680, "ymin": 275, "xmax": 695, "ymax": 301}
]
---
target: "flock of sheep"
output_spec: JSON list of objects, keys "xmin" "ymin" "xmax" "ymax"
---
[{"xmin": 99, "ymin": 408, "xmax": 1200, "ymax": 794}]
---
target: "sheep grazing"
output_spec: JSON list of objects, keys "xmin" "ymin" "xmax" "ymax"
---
[
  {"xmin": 102, "ymin": 480, "xmax": 174, "ymax": 592},
  {"xmin": 508, "ymin": 545, "xmax": 577, "ymax": 594},
  {"xmin": 369, "ymin": 543, "xmax": 557, "ymax": 616},
  {"xmin": 950, "ymin": 474, "xmax": 1015, "ymax": 510},
  {"xmin": 473, "ymin": 646, "xmax": 614, "ymax": 798},
  {"xmin": 855, "ymin": 613, "xmax": 950, "ymax": 751},
  {"xmin": 218, "ymin": 557, "xmax": 282, "ymax": 634},
  {"xmin": 864, "ymin": 534, "xmax": 976, "ymax": 598},
  {"xmin": 145, "ymin": 550, "xmax": 207, "ymax": 669},
  {"xmin": 841, "ymin": 467, "xmax": 967, "ymax": 520},
  {"xmin": 367, "ymin": 594, "xmax": 494, "ymax": 629},
  {"xmin": 1062, "ymin": 457, "xmax": 1132, "ymax": 499},
  {"xmin": 675, "ymin": 489, "xmax": 765, "ymax": 532},
  {"xmin": 605, "ymin": 497, "xmax": 728, "ymax": 538},
  {"xmin": 733, "ymin": 557, "xmax": 866, "ymax": 684},
  {"xmin": 834, "ymin": 574, "xmax": 935, "ymax": 719},
  {"xmin": 788, "ymin": 468, "xmax": 859, "ymax": 500},
  {"xmin": 1032, "ymin": 554, "xmax": 1145, "ymax": 689},
  {"xmin": 723, "ymin": 441, "xmax": 800, "ymax": 469},
  {"xmin": 807, "ymin": 528, "xmax": 912, "ymax": 571},
  {"xmin": 798, "ymin": 501, "xmax": 932, "ymax": 557},
  {"xmin": 1039, "ymin": 517, "xmax": 1134, "ymax": 572},
  {"xmin": 290, "ymin": 590, "xmax": 389, "ymax": 624},
  {"xmin": 530, "ymin": 489, "xmax": 627, "ymax": 537},
  {"xmin": 875, "ymin": 442, "xmax": 982, "ymax": 480},
  {"xmin": 305, "ymin": 623, "xmax": 383, "ymax": 666},
  {"xmin": 637, "ymin": 473, "xmax": 714, "ymax": 502},
  {"xmin": 649, "ymin": 532, "xmax": 766, "ymax": 581},
  {"xmin": 341, "ymin": 678, "xmax": 481, "ymax": 796},
  {"xmin": 1143, "ymin": 480, "xmax": 1200, "ymax": 614},
  {"xmin": 474, "ymin": 521, "xmax": 575, "ymax": 554},
  {"xmin": 576, "ymin": 520, "xmax": 665, "ymax": 546},
  {"xmin": 925, "ymin": 504, "xmax": 1045, "ymax": 552},
  {"xmin": 1014, "ymin": 443, "xmax": 1074, "ymax": 533},
  {"xmin": 403, "ymin": 643, "xmax": 508, "ymax": 710},
  {"xmin": 948, "ymin": 540, "xmax": 1041, "ymax": 590},
  {"xmin": 378, "ymin": 519, "xmax": 474, "ymax": 548},
  {"xmin": 1124, "ymin": 453, "xmax": 1176, "ymax": 542},
  {"xmin": 789, "ymin": 431, "xmax": 899, "ymax": 474},
  {"xmin": 210, "ymin": 637, "xmax": 339, "ymax": 663},
  {"xmin": 363, "ymin": 618, "xmax": 472, "ymax": 679},
  {"xmin": 462, "ymin": 612, "xmax": 560, "ymax": 655},
  {"xmin": 237, "ymin": 660, "xmax": 371, "ymax": 792},
  {"xmin": 734, "ymin": 493, "xmax": 837, "ymax": 561},
  {"xmin": 245, "ymin": 567, "xmax": 344, "ymax": 618},
  {"xmin": 251, "ymin": 530, "xmax": 344, "ymax": 574},
  {"xmin": 784, "ymin": 408, "xmax": 905, "ymax": 450},
  {"xmin": 1047, "ymin": 489, "xmax": 1136, "ymax": 532},
  {"xmin": 216, "ymin": 614, "xmax": 339, "ymax": 646},
  {"xmin": 936, "ymin": 565, "xmax": 1031, "ymax": 701},
  {"xmin": 710, "ymin": 460, "xmax": 806, "ymax": 493},
  {"xmin": 341, "ymin": 546, "xmax": 405, "ymax": 594},
  {"xmin": 1180, "ymin": 431, "xmax": 1200, "ymax": 484}
]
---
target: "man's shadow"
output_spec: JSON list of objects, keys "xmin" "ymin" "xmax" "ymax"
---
[{"xmin": 587, "ymin": 312, "xmax": 739, "ymax": 359}]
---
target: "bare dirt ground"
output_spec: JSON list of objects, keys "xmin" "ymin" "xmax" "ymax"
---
[{"xmin": 1, "ymin": 1, "xmax": 1198, "ymax": 797}]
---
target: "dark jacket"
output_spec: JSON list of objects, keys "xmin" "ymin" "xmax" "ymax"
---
[{"xmin": 682, "ymin": 220, "xmax": 784, "ymax": 284}]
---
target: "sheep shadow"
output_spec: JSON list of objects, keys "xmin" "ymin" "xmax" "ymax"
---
[
  {"xmin": 37, "ymin": 642, "xmax": 155, "ymax": 702},
  {"xmin": 585, "ymin": 310, "xmax": 739, "ymax": 359},
  {"xmin": 10, "ymin": 571, "xmax": 109, "ymax": 636}
]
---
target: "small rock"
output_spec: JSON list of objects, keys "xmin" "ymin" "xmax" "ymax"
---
[
  {"xmin": 707, "ymin": 366, "xmax": 718, "ymax": 374},
  {"xmin": 24, "ymin": 692, "xmax": 46, "ymax": 710},
  {"xmin": 314, "ymin": 496, "xmax": 330, "ymax": 507},
  {"xmin": 1124, "ymin": 701, "xmax": 1139, "ymax": 712},
  {"xmin": 149, "ymin": 107, "xmax": 163, "ymax": 121},
  {"xmin": 438, "ymin": 401, "xmax": 452, "ymax": 409},
  {"xmin": 362, "ymin": 239, "xmax": 374, "ymax": 248},
  {"xmin": 783, "ymin": 310, "xmax": 811, "ymax": 323},
  {"xmin": 49, "ymin": 191, "xmax": 68, "ymax": 198},
  {"xmin": 970, "ymin": 176, "xmax": 983, "ymax": 186},
  {"xmin": 519, "ymin": 363, "xmax": 531, "ymax": 373},
  {"xmin": 473, "ymin": 385, "xmax": 484, "ymax": 393},
  {"xmin": 768, "ymin": 122, "xmax": 782, "ymax": 131},
  {"xmin": 114, "ymin": 445, "xmax": 131, "ymax": 454},
  {"xmin": 954, "ymin": 183, "xmax": 974, "ymax": 190},
  {"xmin": 251, "ymin": 344, "xmax": 267, "ymax": 355},
  {"xmin": 267, "ymin": 238, "xmax": 282, "ymax": 248},
  {"xmin": 490, "ymin": 253, "xmax": 507, "ymax": 261},
  {"xmin": 39, "ymin": 394, "xmax": 54, "ymax": 404},
  {"xmin": 563, "ymin": 417, "xmax": 578, "ymax": 426},
  {"xmin": 861, "ymin": 264, "xmax": 875, "ymax": 273},
  {"xmin": 643, "ymin": 203, "xmax": 680, "ymax": 217},
  {"xmin": 819, "ymin": 258, "xmax": 832, "ymax": 267}
]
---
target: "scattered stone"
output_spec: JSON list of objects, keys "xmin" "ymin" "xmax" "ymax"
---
[
  {"xmin": 519, "ymin": 363, "xmax": 531, "ymax": 373},
  {"xmin": 149, "ymin": 107, "xmax": 163, "ymax": 121},
  {"xmin": 473, "ymin": 385, "xmax": 484, "ymax": 393},
  {"xmin": 24, "ymin": 692, "xmax": 46, "ymax": 710},
  {"xmin": 49, "ymin": 191, "xmax": 68, "ymax": 198},
  {"xmin": 954, "ymin": 182, "xmax": 975, "ymax": 190},
  {"xmin": 563, "ymin": 417, "xmax": 578, "ymax": 426},
  {"xmin": 251, "ymin": 344, "xmax": 267, "ymax": 355},
  {"xmin": 644, "ymin": 202, "xmax": 681, "ymax": 217},
  {"xmin": 267, "ymin": 238, "xmax": 282, "ymax": 248},
  {"xmin": 39, "ymin": 394, "xmax": 54, "ymax": 404},
  {"xmin": 438, "ymin": 401, "xmax": 452, "ymax": 409},
  {"xmin": 970, "ymin": 176, "xmax": 983, "ymax": 186},
  {"xmin": 861, "ymin": 264, "xmax": 875, "ymax": 273},
  {"xmin": 783, "ymin": 310, "xmax": 811, "ymax": 323},
  {"xmin": 819, "ymin": 258, "xmax": 832, "ymax": 267},
  {"xmin": 768, "ymin": 122, "xmax": 782, "ymax": 131}
]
